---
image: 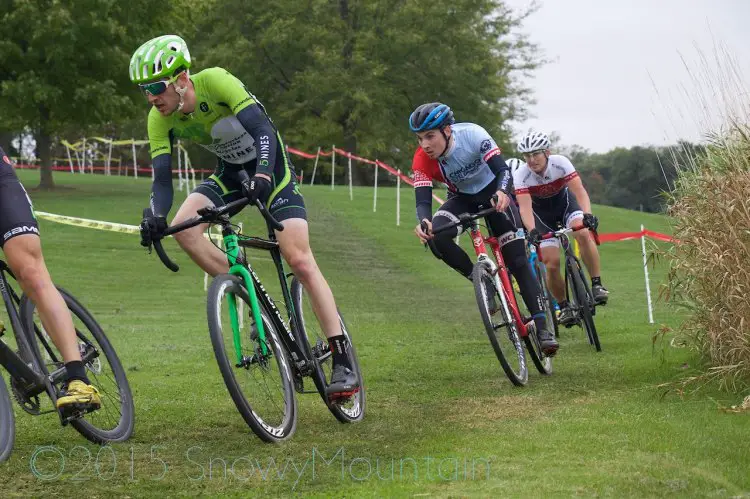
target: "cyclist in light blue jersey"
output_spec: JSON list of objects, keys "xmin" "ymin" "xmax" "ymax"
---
[{"xmin": 410, "ymin": 103, "xmax": 558, "ymax": 355}]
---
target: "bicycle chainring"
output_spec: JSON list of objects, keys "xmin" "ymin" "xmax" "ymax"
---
[{"xmin": 10, "ymin": 376, "xmax": 42, "ymax": 415}]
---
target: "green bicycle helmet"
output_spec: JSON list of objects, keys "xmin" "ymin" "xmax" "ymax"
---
[{"xmin": 129, "ymin": 35, "xmax": 191, "ymax": 84}]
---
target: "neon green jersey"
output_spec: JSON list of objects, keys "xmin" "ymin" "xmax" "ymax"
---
[{"xmin": 147, "ymin": 67, "xmax": 260, "ymax": 164}]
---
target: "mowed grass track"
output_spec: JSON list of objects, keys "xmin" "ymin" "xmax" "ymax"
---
[{"xmin": 0, "ymin": 170, "xmax": 748, "ymax": 497}]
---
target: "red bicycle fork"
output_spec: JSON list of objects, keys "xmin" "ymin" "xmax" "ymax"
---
[{"xmin": 469, "ymin": 227, "xmax": 530, "ymax": 338}]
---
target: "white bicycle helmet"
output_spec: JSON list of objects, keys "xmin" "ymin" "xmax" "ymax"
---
[
  {"xmin": 517, "ymin": 131, "xmax": 551, "ymax": 153},
  {"xmin": 505, "ymin": 157, "xmax": 524, "ymax": 173}
]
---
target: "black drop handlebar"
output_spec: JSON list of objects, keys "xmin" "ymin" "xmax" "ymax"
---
[{"xmin": 150, "ymin": 197, "xmax": 284, "ymax": 273}]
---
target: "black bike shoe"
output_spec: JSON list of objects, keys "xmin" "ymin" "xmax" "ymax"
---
[
  {"xmin": 537, "ymin": 328, "xmax": 559, "ymax": 356},
  {"xmin": 558, "ymin": 306, "xmax": 577, "ymax": 327},
  {"xmin": 592, "ymin": 284, "xmax": 609, "ymax": 305},
  {"xmin": 325, "ymin": 364, "xmax": 360, "ymax": 399}
]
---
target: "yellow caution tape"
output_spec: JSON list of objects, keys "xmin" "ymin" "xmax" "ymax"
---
[
  {"xmin": 34, "ymin": 211, "xmax": 222, "ymax": 242},
  {"xmin": 35, "ymin": 211, "xmax": 139, "ymax": 234}
]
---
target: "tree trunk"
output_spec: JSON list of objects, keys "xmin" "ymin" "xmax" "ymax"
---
[
  {"xmin": 337, "ymin": 0, "xmax": 369, "ymax": 186},
  {"xmin": 37, "ymin": 105, "xmax": 54, "ymax": 189}
]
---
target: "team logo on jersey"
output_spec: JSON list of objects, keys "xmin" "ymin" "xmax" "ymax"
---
[
  {"xmin": 480, "ymin": 139, "xmax": 492, "ymax": 153},
  {"xmin": 200, "ymin": 102, "xmax": 209, "ymax": 112}
]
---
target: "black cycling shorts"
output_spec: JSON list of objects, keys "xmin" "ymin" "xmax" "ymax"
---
[
  {"xmin": 432, "ymin": 182, "xmax": 524, "ymax": 247},
  {"xmin": 193, "ymin": 159, "xmax": 306, "ymax": 223},
  {"xmin": 0, "ymin": 149, "xmax": 39, "ymax": 247},
  {"xmin": 532, "ymin": 188, "xmax": 583, "ymax": 248}
]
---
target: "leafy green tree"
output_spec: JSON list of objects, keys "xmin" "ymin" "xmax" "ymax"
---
[
  {"xmin": 0, "ymin": 0, "xmax": 167, "ymax": 188},
  {"xmin": 559, "ymin": 142, "xmax": 698, "ymax": 212},
  {"xmin": 194, "ymin": 0, "xmax": 540, "ymax": 181}
]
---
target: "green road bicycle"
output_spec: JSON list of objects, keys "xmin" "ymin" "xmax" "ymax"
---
[{"xmin": 148, "ymin": 197, "xmax": 365, "ymax": 442}]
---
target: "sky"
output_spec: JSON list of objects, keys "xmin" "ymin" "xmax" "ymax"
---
[{"xmin": 503, "ymin": 0, "xmax": 750, "ymax": 152}]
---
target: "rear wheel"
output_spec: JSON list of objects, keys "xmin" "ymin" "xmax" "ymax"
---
[
  {"xmin": 567, "ymin": 258, "xmax": 601, "ymax": 351},
  {"xmin": 207, "ymin": 274, "xmax": 297, "ymax": 442},
  {"xmin": 20, "ymin": 288, "xmax": 134, "ymax": 443},
  {"xmin": 472, "ymin": 262, "xmax": 528, "ymax": 386},
  {"xmin": 0, "ymin": 372, "xmax": 15, "ymax": 462},
  {"xmin": 290, "ymin": 278, "xmax": 365, "ymax": 423}
]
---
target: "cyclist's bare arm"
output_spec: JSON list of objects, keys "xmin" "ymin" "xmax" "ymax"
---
[
  {"xmin": 516, "ymin": 192, "xmax": 535, "ymax": 231},
  {"xmin": 566, "ymin": 176, "xmax": 592, "ymax": 214}
]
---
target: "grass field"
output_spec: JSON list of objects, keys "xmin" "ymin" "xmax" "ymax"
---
[{"xmin": 1, "ymin": 170, "xmax": 748, "ymax": 497}]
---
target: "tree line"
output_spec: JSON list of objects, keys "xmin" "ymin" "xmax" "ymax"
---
[
  {"xmin": 0, "ymin": 0, "xmax": 698, "ymax": 213},
  {"xmin": 0, "ymin": 0, "xmax": 538, "ymax": 188}
]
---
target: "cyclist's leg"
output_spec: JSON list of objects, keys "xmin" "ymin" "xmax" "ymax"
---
[
  {"xmin": 491, "ymin": 206, "xmax": 557, "ymax": 352},
  {"xmin": 269, "ymin": 166, "xmax": 357, "ymax": 392},
  {"xmin": 532, "ymin": 204, "xmax": 564, "ymax": 301},
  {"xmin": 4, "ymin": 235, "xmax": 86, "ymax": 361},
  {"xmin": 430, "ymin": 197, "xmax": 475, "ymax": 279},
  {"xmin": 0, "ymin": 154, "xmax": 99, "ymax": 408},
  {"xmin": 172, "ymin": 169, "xmax": 240, "ymax": 276},
  {"xmin": 540, "ymin": 243, "xmax": 563, "ymax": 301},
  {"xmin": 564, "ymin": 193, "xmax": 607, "ymax": 301}
]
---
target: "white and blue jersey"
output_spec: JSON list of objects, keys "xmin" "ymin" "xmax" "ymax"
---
[{"xmin": 434, "ymin": 123, "xmax": 502, "ymax": 195}]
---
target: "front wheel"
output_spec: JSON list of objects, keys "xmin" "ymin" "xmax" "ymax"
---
[
  {"xmin": 0, "ymin": 372, "xmax": 15, "ymax": 462},
  {"xmin": 567, "ymin": 258, "xmax": 601, "ymax": 351},
  {"xmin": 472, "ymin": 262, "xmax": 528, "ymax": 386},
  {"xmin": 20, "ymin": 288, "xmax": 134, "ymax": 443},
  {"xmin": 290, "ymin": 278, "xmax": 365, "ymax": 424},
  {"xmin": 207, "ymin": 274, "xmax": 297, "ymax": 442}
]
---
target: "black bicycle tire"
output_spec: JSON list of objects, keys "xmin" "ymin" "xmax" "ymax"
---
[
  {"xmin": 567, "ymin": 258, "xmax": 601, "ymax": 351},
  {"xmin": 20, "ymin": 288, "xmax": 135, "ymax": 443},
  {"xmin": 536, "ymin": 260, "xmax": 560, "ymax": 338},
  {"xmin": 290, "ymin": 277, "xmax": 365, "ymax": 424},
  {"xmin": 471, "ymin": 262, "xmax": 528, "ymax": 386},
  {"xmin": 523, "ymin": 261, "xmax": 554, "ymax": 375},
  {"xmin": 509, "ymin": 273, "xmax": 552, "ymax": 376},
  {"xmin": 0, "ymin": 372, "xmax": 15, "ymax": 463},
  {"xmin": 207, "ymin": 274, "xmax": 297, "ymax": 442}
]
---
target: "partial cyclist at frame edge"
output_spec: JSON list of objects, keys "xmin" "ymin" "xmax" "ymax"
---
[{"xmin": 0, "ymin": 149, "xmax": 101, "ymax": 414}]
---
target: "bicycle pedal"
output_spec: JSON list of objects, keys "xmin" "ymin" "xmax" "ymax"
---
[
  {"xmin": 327, "ymin": 387, "xmax": 360, "ymax": 402},
  {"xmin": 60, "ymin": 401, "xmax": 99, "ymax": 419}
]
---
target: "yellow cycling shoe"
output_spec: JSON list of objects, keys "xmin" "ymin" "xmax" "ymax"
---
[{"xmin": 56, "ymin": 380, "xmax": 101, "ymax": 411}]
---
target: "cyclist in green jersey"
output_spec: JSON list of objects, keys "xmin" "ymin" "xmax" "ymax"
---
[{"xmin": 130, "ymin": 35, "xmax": 358, "ymax": 396}]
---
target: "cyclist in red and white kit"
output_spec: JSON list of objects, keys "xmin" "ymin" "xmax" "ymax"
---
[{"xmin": 514, "ymin": 132, "xmax": 609, "ymax": 325}]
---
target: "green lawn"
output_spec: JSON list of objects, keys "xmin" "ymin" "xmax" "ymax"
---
[{"xmin": 1, "ymin": 171, "xmax": 747, "ymax": 497}]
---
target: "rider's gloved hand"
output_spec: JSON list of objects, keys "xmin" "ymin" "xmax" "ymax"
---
[
  {"xmin": 241, "ymin": 174, "xmax": 272, "ymax": 205},
  {"xmin": 527, "ymin": 227, "xmax": 542, "ymax": 246},
  {"xmin": 140, "ymin": 208, "xmax": 167, "ymax": 247},
  {"xmin": 582, "ymin": 213, "xmax": 599, "ymax": 231}
]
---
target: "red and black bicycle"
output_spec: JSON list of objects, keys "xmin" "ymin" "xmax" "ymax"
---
[{"xmin": 426, "ymin": 207, "xmax": 554, "ymax": 386}]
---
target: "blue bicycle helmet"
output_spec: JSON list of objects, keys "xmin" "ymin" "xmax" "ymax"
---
[{"xmin": 409, "ymin": 103, "xmax": 455, "ymax": 132}]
